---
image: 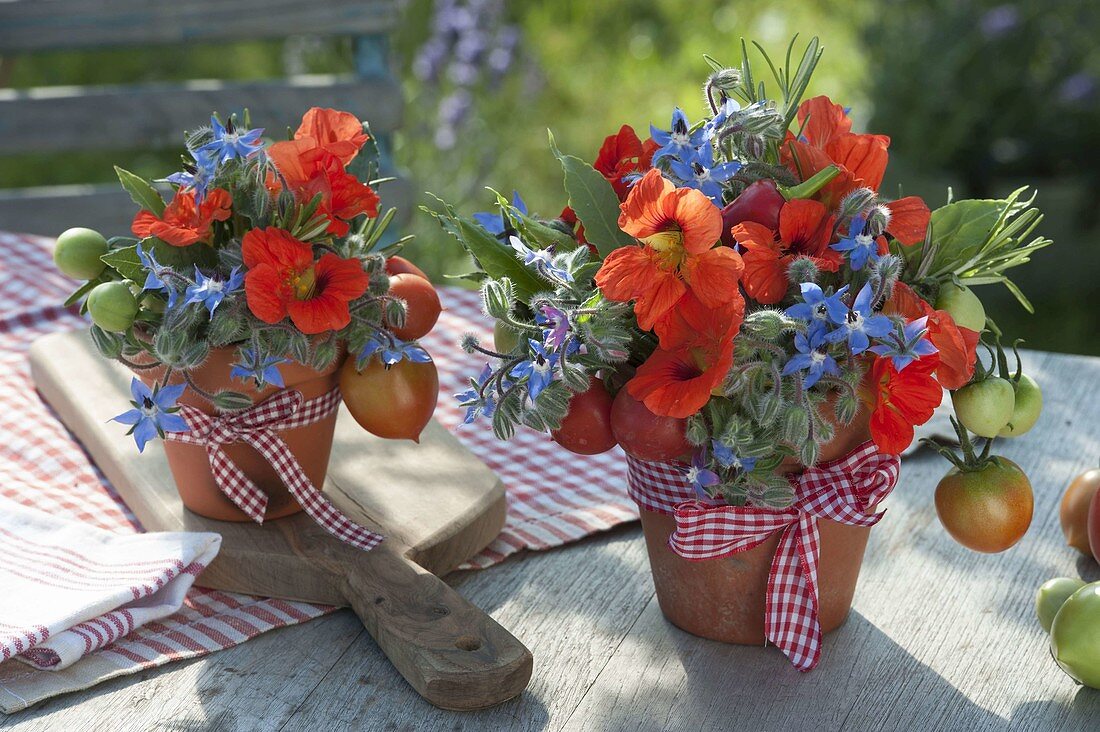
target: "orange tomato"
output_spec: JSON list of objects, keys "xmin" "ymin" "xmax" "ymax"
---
[
  {"xmin": 935, "ymin": 457, "xmax": 1033, "ymax": 553},
  {"xmin": 388, "ymin": 272, "xmax": 441, "ymax": 341},
  {"xmin": 609, "ymin": 388, "xmax": 691, "ymax": 462},
  {"xmin": 385, "ymin": 254, "xmax": 430, "ymax": 281},
  {"xmin": 339, "ymin": 354, "xmax": 439, "ymax": 442},
  {"xmin": 551, "ymin": 377, "xmax": 617, "ymax": 455},
  {"xmin": 1060, "ymin": 468, "xmax": 1100, "ymax": 556}
]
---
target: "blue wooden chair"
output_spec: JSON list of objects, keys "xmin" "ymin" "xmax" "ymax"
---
[{"xmin": 0, "ymin": 0, "xmax": 407, "ymax": 237}]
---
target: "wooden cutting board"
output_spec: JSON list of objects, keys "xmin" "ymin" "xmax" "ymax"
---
[{"xmin": 28, "ymin": 329, "xmax": 532, "ymax": 711}]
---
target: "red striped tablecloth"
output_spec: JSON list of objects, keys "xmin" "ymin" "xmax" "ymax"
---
[{"xmin": 0, "ymin": 231, "xmax": 635, "ymax": 709}]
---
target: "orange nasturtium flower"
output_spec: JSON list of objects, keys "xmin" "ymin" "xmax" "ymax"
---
[
  {"xmin": 131, "ymin": 188, "xmax": 232, "ymax": 247},
  {"xmin": 594, "ymin": 169, "xmax": 743, "ymax": 342},
  {"xmin": 242, "ymin": 227, "xmax": 369, "ymax": 334},
  {"xmin": 869, "ymin": 352, "xmax": 944, "ymax": 455},
  {"xmin": 730, "ymin": 198, "xmax": 840, "ymax": 305},
  {"xmin": 627, "ymin": 291, "xmax": 742, "ymax": 418}
]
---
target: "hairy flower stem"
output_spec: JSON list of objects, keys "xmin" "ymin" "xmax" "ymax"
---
[{"xmin": 183, "ymin": 371, "xmax": 222, "ymax": 406}]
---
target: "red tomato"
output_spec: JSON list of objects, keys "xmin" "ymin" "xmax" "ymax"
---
[
  {"xmin": 552, "ymin": 377, "xmax": 617, "ymax": 455},
  {"xmin": 385, "ymin": 255, "xmax": 430, "ymax": 281},
  {"xmin": 339, "ymin": 355, "xmax": 439, "ymax": 442},
  {"xmin": 1089, "ymin": 480, "xmax": 1100, "ymax": 565},
  {"xmin": 1060, "ymin": 468, "xmax": 1100, "ymax": 556},
  {"xmin": 935, "ymin": 457, "xmax": 1034, "ymax": 553},
  {"xmin": 610, "ymin": 388, "xmax": 691, "ymax": 462},
  {"xmin": 388, "ymin": 273, "xmax": 441, "ymax": 341}
]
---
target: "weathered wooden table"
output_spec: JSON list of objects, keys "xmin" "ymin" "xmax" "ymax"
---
[{"xmin": 4, "ymin": 349, "xmax": 1100, "ymax": 731}]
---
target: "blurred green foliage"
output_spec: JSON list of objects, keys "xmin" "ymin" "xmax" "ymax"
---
[{"xmin": 1, "ymin": 0, "xmax": 1096, "ymax": 352}]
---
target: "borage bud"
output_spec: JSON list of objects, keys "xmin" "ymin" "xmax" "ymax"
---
[
  {"xmin": 865, "ymin": 204, "xmax": 892, "ymax": 237},
  {"xmin": 708, "ymin": 67, "xmax": 742, "ymax": 94},
  {"xmin": 459, "ymin": 332, "xmax": 482, "ymax": 354},
  {"xmin": 383, "ymin": 296, "xmax": 407, "ymax": 329},
  {"xmin": 786, "ymin": 256, "xmax": 819, "ymax": 285},
  {"xmin": 839, "ymin": 187, "xmax": 877, "ymax": 219}
]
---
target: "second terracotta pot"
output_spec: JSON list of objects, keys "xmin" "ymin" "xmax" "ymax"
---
[
  {"xmin": 137, "ymin": 346, "xmax": 343, "ymax": 522},
  {"xmin": 639, "ymin": 401, "xmax": 876, "ymax": 645}
]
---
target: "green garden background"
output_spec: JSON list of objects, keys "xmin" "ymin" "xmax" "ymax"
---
[{"xmin": 3, "ymin": 0, "xmax": 1097, "ymax": 353}]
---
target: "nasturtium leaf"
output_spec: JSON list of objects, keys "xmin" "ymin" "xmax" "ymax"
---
[{"xmin": 548, "ymin": 131, "xmax": 635, "ymax": 258}]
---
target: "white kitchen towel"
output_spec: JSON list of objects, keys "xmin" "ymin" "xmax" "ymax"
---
[{"xmin": 0, "ymin": 497, "xmax": 220, "ymax": 670}]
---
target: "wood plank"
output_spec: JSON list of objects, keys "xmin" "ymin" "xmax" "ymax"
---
[
  {"xmin": 0, "ymin": 0, "xmax": 397, "ymax": 53},
  {"xmin": 0, "ymin": 610, "xmax": 365, "ymax": 731},
  {"xmin": 561, "ymin": 350, "xmax": 1100, "ymax": 731},
  {"xmin": 0, "ymin": 177, "xmax": 414, "ymax": 239},
  {"xmin": 0, "ymin": 75, "xmax": 403, "ymax": 154}
]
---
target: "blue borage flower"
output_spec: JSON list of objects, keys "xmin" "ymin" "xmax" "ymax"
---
[
  {"xmin": 711, "ymin": 441, "xmax": 758, "ymax": 473},
  {"xmin": 163, "ymin": 149, "xmax": 217, "ymax": 202},
  {"xmin": 684, "ymin": 450, "xmax": 720, "ymax": 499},
  {"xmin": 785, "ymin": 282, "xmax": 850, "ymax": 331},
  {"xmin": 508, "ymin": 235, "xmax": 573, "ymax": 284},
  {"xmin": 136, "ymin": 243, "xmax": 180, "ymax": 308},
  {"xmin": 870, "ymin": 316, "xmax": 939, "ymax": 371},
  {"xmin": 782, "ymin": 325, "xmax": 839, "ymax": 389},
  {"xmin": 831, "ymin": 215, "xmax": 880, "ymax": 271},
  {"xmin": 230, "ymin": 348, "xmax": 289, "ymax": 388},
  {"xmin": 509, "ymin": 339, "xmax": 560, "ymax": 401},
  {"xmin": 185, "ymin": 266, "xmax": 243, "ymax": 316},
  {"xmin": 669, "ymin": 143, "xmax": 741, "ymax": 204},
  {"xmin": 111, "ymin": 378, "xmax": 189, "ymax": 452},
  {"xmin": 199, "ymin": 115, "xmax": 264, "ymax": 164},
  {"xmin": 650, "ymin": 108, "xmax": 707, "ymax": 165},
  {"xmin": 455, "ymin": 364, "xmax": 498, "ymax": 425},
  {"xmin": 473, "ymin": 191, "xmax": 527, "ymax": 237},
  {"xmin": 357, "ymin": 334, "xmax": 432, "ymax": 367},
  {"xmin": 825, "ymin": 283, "xmax": 893, "ymax": 355}
]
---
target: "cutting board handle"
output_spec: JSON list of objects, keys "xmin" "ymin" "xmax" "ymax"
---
[{"xmin": 338, "ymin": 546, "xmax": 533, "ymax": 710}]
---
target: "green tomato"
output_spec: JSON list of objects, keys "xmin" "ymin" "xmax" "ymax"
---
[
  {"xmin": 935, "ymin": 282, "xmax": 986, "ymax": 332},
  {"xmin": 1036, "ymin": 577, "xmax": 1086, "ymax": 633},
  {"xmin": 952, "ymin": 377, "xmax": 1015, "ymax": 438},
  {"xmin": 493, "ymin": 320, "xmax": 524, "ymax": 354},
  {"xmin": 1050, "ymin": 581, "xmax": 1100, "ymax": 688},
  {"xmin": 87, "ymin": 281, "xmax": 138, "ymax": 333},
  {"xmin": 53, "ymin": 227, "xmax": 108, "ymax": 280},
  {"xmin": 999, "ymin": 374, "xmax": 1043, "ymax": 437}
]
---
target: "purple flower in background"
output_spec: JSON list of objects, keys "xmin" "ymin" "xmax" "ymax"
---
[
  {"xmin": 509, "ymin": 235, "xmax": 573, "ymax": 283},
  {"xmin": 1059, "ymin": 73, "xmax": 1097, "ymax": 104},
  {"xmin": 455, "ymin": 364, "xmax": 498, "ymax": 425},
  {"xmin": 135, "ymin": 243, "xmax": 180, "ymax": 308},
  {"xmin": 536, "ymin": 304, "xmax": 570, "ymax": 350},
  {"xmin": 474, "ymin": 191, "xmax": 528, "ymax": 236},
  {"xmin": 509, "ymin": 339, "xmax": 560, "ymax": 401},
  {"xmin": 979, "ymin": 5, "xmax": 1019, "ymax": 39},
  {"xmin": 111, "ymin": 379, "xmax": 189, "ymax": 452}
]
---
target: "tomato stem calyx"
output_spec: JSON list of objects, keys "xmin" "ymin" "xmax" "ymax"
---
[{"xmin": 921, "ymin": 415, "xmax": 995, "ymax": 472}]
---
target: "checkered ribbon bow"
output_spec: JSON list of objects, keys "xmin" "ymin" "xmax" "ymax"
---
[
  {"xmin": 166, "ymin": 387, "xmax": 383, "ymax": 552},
  {"xmin": 626, "ymin": 441, "xmax": 900, "ymax": 671}
]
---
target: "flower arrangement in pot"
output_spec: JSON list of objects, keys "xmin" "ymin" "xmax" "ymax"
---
[
  {"xmin": 426, "ymin": 37, "xmax": 1052, "ymax": 670},
  {"xmin": 53, "ymin": 107, "xmax": 443, "ymax": 548}
]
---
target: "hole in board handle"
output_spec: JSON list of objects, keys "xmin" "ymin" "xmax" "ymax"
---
[{"xmin": 454, "ymin": 635, "xmax": 482, "ymax": 651}]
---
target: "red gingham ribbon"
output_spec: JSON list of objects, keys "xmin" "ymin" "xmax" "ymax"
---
[
  {"xmin": 626, "ymin": 441, "xmax": 900, "ymax": 671},
  {"xmin": 165, "ymin": 387, "xmax": 383, "ymax": 552}
]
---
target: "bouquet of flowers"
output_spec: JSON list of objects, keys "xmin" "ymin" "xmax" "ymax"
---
[{"xmin": 54, "ymin": 107, "xmax": 443, "ymax": 451}]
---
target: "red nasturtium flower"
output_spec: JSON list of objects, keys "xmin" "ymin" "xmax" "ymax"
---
[
  {"xmin": 730, "ymin": 198, "xmax": 840, "ymax": 305},
  {"xmin": 131, "ymin": 188, "xmax": 232, "ymax": 247},
  {"xmin": 242, "ymin": 227, "xmax": 369, "ymax": 334},
  {"xmin": 627, "ymin": 291, "xmax": 742, "ymax": 418},
  {"xmin": 886, "ymin": 282, "xmax": 980, "ymax": 390},
  {"xmin": 593, "ymin": 124, "xmax": 658, "ymax": 201},
  {"xmin": 782, "ymin": 96, "xmax": 931, "ymax": 244},
  {"xmin": 869, "ymin": 352, "xmax": 944, "ymax": 455},
  {"xmin": 267, "ymin": 108, "xmax": 379, "ymax": 236},
  {"xmin": 595, "ymin": 169, "xmax": 743, "ymax": 343}
]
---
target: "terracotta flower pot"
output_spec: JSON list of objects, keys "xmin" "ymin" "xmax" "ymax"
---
[
  {"xmin": 638, "ymin": 403, "xmax": 877, "ymax": 645},
  {"xmin": 137, "ymin": 347, "xmax": 343, "ymax": 522}
]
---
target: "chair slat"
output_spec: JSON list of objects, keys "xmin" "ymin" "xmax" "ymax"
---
[
  {"xmin": 0, "ymin": 0, "xmax": 397, "ymax": 53},
  {"xmin": 0, "ymin": 76, "xmax": 403, "ymax": 154}
]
